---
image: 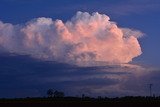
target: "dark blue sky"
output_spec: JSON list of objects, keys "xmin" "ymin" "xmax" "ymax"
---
[{"xmin": 0, "ymin": 0, "xmax": 160, "ymax": 98}]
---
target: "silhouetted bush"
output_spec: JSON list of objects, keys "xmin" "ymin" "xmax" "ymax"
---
[
  {"xmin": 54, "ymin": 90, "xmax": 64, "ymax": 98},
  {"xmin": 47, "ymin": 89, "xmax": 65, "ymax": 98},
  {"xmin": 47, "ymin": 89, "xmax": 54, "ymax": 98}
]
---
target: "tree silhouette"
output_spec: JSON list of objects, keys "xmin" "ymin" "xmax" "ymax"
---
[
  {"xmin": 54, "ymin": 90, "xmax": 64, "ymax": 98},
  {"xmin": 82, "ymin": 94, "xmax": 85, "ymax": 98},
  {"xmin": 47, "ymin": 89, "xmax": 54, "ymax": 98}
]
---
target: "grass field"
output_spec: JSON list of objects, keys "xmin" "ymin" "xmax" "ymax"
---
[{"xmin": 0, "ymin": 96, "xmax": 160, "ymax": 107}]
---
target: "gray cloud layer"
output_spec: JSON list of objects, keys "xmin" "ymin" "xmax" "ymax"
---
[{"xmin": 0, "ymin": 54, "xmax": 158, "ymax": 98}]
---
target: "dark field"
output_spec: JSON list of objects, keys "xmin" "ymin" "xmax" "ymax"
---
[{"xmin": 1, "ymin": 97, "xmax": 160, "ymax": 107}]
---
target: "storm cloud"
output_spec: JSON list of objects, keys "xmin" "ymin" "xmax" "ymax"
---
[{"xmin": 0, "ymin": 11, "xmax": 143, "ymax": 66}]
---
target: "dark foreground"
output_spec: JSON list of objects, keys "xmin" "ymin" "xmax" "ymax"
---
[{"xmin": 1, "ymin": 96, "xmax": 160, "ymax": 107}]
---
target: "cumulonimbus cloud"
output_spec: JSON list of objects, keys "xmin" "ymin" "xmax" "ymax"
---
[{"xmin": 0, "ymin": 11, "xmax": 143, "ymax": 65}]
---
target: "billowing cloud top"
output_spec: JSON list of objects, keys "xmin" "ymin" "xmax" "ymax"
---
[{"xmin": 0, "ymin": 11, "xmax": 143, "ymax": 65}]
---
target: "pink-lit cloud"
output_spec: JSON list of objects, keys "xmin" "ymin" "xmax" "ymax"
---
[{"xmin": 0, "ymin": 11, "xmax": 143, "ymax": 65}]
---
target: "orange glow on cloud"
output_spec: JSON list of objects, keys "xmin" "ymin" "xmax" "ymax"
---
[{"xmin": 0, "ymin": 11, "xmax": 143, "ymax": 65}]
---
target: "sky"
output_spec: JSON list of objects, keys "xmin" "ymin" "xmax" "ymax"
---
[{"xmin": 0, "ymin": 0, "xmax": 160, "ymax": 98}]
